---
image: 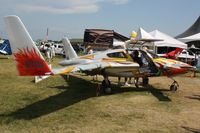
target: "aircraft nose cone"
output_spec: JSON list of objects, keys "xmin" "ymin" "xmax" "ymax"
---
[{"xmin": 172, "ymin": 63, "xmax": 194, "ymax": 75}]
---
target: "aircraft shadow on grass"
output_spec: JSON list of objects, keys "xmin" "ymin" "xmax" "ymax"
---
[
  {"xmin": 182, "ymin": 126, "xmax": 200, "ymax": 133},
  {"xmin": 184, "ymin": 95, "xmax": 200, "ymax": 101},
  {"xmin": 1, "ymin": 75, "xmax": 171, "ymax": 120}
]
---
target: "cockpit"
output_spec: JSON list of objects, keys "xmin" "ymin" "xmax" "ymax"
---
[
  {"xmin": 107, "ymin": 51, "xmax": 127, "ymax": 58},
  {"xmin": 128, "ymin": 49, "xmax": 159, "ymax": 74}
]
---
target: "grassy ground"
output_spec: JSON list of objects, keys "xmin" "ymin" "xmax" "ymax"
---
[{"xmin": 0, "ymin": 56, "xmax": 200, "ymax": 133}]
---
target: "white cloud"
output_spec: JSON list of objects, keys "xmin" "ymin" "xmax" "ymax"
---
[
  {"xmin": 17, "ymin": 3, "xmax": 99, "ymax": 14},
  {"xmin": 109, "ymin": 0, "xmax": 129, "ymax": 5},
  {"xmin": 14, "ymin": 0, "xmax": 129, "ymax": 14}
]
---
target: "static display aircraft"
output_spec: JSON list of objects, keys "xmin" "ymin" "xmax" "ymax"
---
[
  {"xmin": 4, "ymin": 15, "xmax": 195, "ymax": 94},
  {"xmin": 164, "ymin": 48, "xmax": 183, "ymax": 59}
]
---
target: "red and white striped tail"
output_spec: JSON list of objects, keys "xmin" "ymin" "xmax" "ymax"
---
[{"xmin": 4, "ymin": 15, "xmax": 52, "ymax": 76}]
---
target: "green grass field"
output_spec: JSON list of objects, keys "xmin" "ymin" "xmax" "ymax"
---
[{"xmin": 0, "ymin": 56, "xmax": 200, "ymax": 133}]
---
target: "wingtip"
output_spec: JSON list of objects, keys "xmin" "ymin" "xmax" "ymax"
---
[
  {"xmin": 62, "ymin": 36, "xmax": 69, "ymax": 41},
  {"xmin": 4, "ymin": 15, "xmax": 20, "ymax": 19}
]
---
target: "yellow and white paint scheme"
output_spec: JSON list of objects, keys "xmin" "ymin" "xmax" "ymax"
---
[
  {"xmin": 55, "ymin": 48, "xmax": 141, "ymax": 77},
  {"xmin": 5, "ymin": 15, "xmax": 143, "ymax": 78},
  {"xmin": 5, "ymin": 15, "xmax": 195, "ymax": 92}
]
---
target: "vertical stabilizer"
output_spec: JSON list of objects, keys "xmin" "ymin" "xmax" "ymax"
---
[
  {"xmin": 164, "ymin": 48, "xmax": 183, "ymax": 59},
  {"xmin": 4, "ymin": 15, "xmax": 52, "ymax": 76},
  {"xmin": 62, "ymin": 37, "xmax": 78, "ymax": 59}
]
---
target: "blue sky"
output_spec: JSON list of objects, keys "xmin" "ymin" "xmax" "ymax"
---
[{"xmin": 0, "ymin": 0, "xmax": 200, "ymax": 40}]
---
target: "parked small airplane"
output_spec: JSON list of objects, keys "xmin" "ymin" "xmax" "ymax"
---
[
  {"xmin": 127, "ymin": 48, "xmax": 195, "ymax": 90},
  {"xmin": 164, "ymin": 48, "xmax": 183, "ymax": 59},
  {"xmin": 4, "ymin": 15, "xmax": 195, "ymax": 93}
]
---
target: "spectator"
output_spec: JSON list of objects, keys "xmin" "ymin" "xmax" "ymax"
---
[
  {"xmin": 45, "ymin": 44, "xmax": 52, "ymax": 62},
  {"xmin": 50, "ymin": 44, "xmax": 55, "ymax": 61},
  {"xmin": 131, "ymin": 50, "xmax": 143, "ymax": 66},
  {"xmin": 86, "ymin": 45, "xmax": 93, "ymax": 54}
]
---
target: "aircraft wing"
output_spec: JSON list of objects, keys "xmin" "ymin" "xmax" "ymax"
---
[
  {"xmin": 154, "ymin": 58, "xmax": 192, "ymax": 69},
  {"xmin": 52, "ymin": 61, "xmax": 139, "ymax": 75},
  {"xmin": 153, "ymin": 58, "xmax": 195, "ymax": 76}
]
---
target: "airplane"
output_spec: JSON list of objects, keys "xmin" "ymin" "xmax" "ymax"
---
[
  {"xmin": 126, "ymin": 48, "xmax": 195, "ymax": 90},
  {"xmin": 164, "ymin": 47, "xmax": 183, "ymax": 59},
  {"xmin": 4, "ymin": 15, "xmax": 195, "ymax": 94}
]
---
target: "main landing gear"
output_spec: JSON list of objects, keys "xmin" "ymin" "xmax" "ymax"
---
[
  {"xmin": 101, "ymin": 75, "xmax": 112, "ymax": 94},
  {"xmin": 134, "ymin": 77, "xmax": 149, "ymax": 88},
  {"xmin": 142, "ymin": 77, "xmax": 149, "ymax": 86},
  {"xmin": 169, "ymin": 78, "xmax": 179, "ymax": 91},
  {"xmin": 134, "ymin": 78, "xmax": 139, "ymax": 88}
]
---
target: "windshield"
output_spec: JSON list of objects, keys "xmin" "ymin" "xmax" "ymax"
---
[
  {"xmin": 146, "ymin": 50, "xmax": 159, "ymax": 59},
  {"xmin": 107, "ymin": 52, "xmax": 127, "ymax": 58}
]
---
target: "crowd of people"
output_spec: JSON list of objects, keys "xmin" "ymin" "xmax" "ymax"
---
[{"xmin": 40, "ymin": 42, "xmax": 55, "ymax": 62}]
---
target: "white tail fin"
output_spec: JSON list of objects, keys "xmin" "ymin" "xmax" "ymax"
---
[
  {"xmin": 62, "ymin": 37, "xmax": 78, "ymax": 59},
  {"xmin": 4, "ymin": 15, "xmax": 52, "ymax": 76}
]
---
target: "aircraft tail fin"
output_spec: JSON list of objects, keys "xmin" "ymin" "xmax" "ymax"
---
[
  {"xmin": 174, "ymin": 48, "xmax": 183, "ymax": 56},
  {"xmin": 4, "ymin": 15, "xmax": 52, "ymax": 76},
  {"xmin": 164, "ymin": 48, "xmax": 183, "ymax": 59},
  {"xmin": 62, "ymin": 37, "xmax": 78, "ymax": 59}
]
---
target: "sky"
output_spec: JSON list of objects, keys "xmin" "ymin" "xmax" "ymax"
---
[{"xmin": 0, "ymin": 0, "xmax": 200, "ymax": 41}]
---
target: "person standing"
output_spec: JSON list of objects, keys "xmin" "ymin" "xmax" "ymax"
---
[
  {"xmin": 86, "ymin": 45, "xmax": 93, "ymax": 54},
  {"xmin": 45, "ymin": 44, "xmax": 51, "ymax": 62},
  {"xmin": 50, "ymin": 44, "xmax": 55, "ymax": 61}
]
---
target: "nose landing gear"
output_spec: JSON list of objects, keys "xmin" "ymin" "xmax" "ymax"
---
[{"xmin": 169, "ymin": 78, "xmax": 179, "ymax": 92}]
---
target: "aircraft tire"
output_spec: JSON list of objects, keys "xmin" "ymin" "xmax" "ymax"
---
[
  {"xmin": 170, "ymin": 84, "xmax": 178, "ymax": 91},
  {"xmin": 134, "ymin": 78, "xmax": 139, "ymax": 88},
  {"xmin": 101, "ymin": 80, "xmax": 112, "ymax": 94},
  {"xmin": 142, "ymin": 77, "xmax": 149, "ymax": 86}
]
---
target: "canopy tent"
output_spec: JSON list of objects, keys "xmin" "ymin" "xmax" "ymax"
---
[
  {"xmin": 135, "ymin": 27, "xmax": 161, "ymax": 42},
  {"xmin": 0, "ymin": 39, "xmax": 4, "ymax": 44},
  {"xmin": 188, "ymin": 44, "xmax": 200, "ymax": 55},
  {"xmin": 0, "ymin": 39, "xmax": 12, "ymax": 55},
  {"xmin": 176, "ymin": 16, "xmax": 200, "ymax": 38},
  {"xmin": 178, "ymin": 33, "xmax": 200, "ymax": 43},
  {"xmin": 176, "ymin": 16, "xmax": 200, "ymax": 49},
  {"xmin": 83, "ymin": 29, "xmax": 129, "ymax": 50},
  {"xmin": 189, "ymin": 44, "xmax": 200, "ymax": 50},
  {"xmin": 136, "ymin": 27, "xmax": 155, "ymax": 41},
  {"xmin": 149, "ymin": 30, "xmax": 187, "ymax": 49}
]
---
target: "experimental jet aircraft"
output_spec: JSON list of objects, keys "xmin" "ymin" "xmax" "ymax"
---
[
  {"xmin": 4, "ymin": 15, "xmax": 195, "ymax": 93},
  {"xmin": 5, "ymin": 15, "xmax": 157, "ymax": 93},
  {"xmin": 138, "ymin": 49, "xmax": 196, "ymax": 91}
]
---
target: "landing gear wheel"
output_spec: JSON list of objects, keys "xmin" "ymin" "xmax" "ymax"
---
[
  {"xmin": 134, "ymin": 78, "xmax": 139, "ymax": 88},
  {"xmin": 170, "ymin": 84, "xmax": 178, "ymax": 91},
  {"xmin": 102, "ymin": 80, "xmax": 112, "ymax": 94},
  {"xmin": 142, "ymin": 77, "xmax": 149, "ymax": 86},
  {"xmin": 170, "ymin": 81, "xmax": 179, "ymax": 92}
]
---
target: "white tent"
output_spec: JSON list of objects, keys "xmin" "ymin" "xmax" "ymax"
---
[
  {"xmin": 136, "ymin": 28, "xmax": 162, "ymax": 42},
  {"xmin": 136, "ymin": 28, "xmax": 154, "ymax": 41},
  {"xmin": 178, "ymin": 33, "xmax": 200, "ymax": 43},
  {"xmin": 149, "ymin": 30, "xmax": 187, "ymax": 49}
]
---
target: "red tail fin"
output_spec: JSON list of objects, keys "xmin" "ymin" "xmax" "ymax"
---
[
  {"xmin": 4, "ymin": 15, "xmax": 52, "ymax": 76},
  {"xmin": 14, "ymin": 47, "xmax": 52, "ymax": 76},
  {"xmin": 164, "ymin": 48, "xmax": 183, "ymax": 59}
]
